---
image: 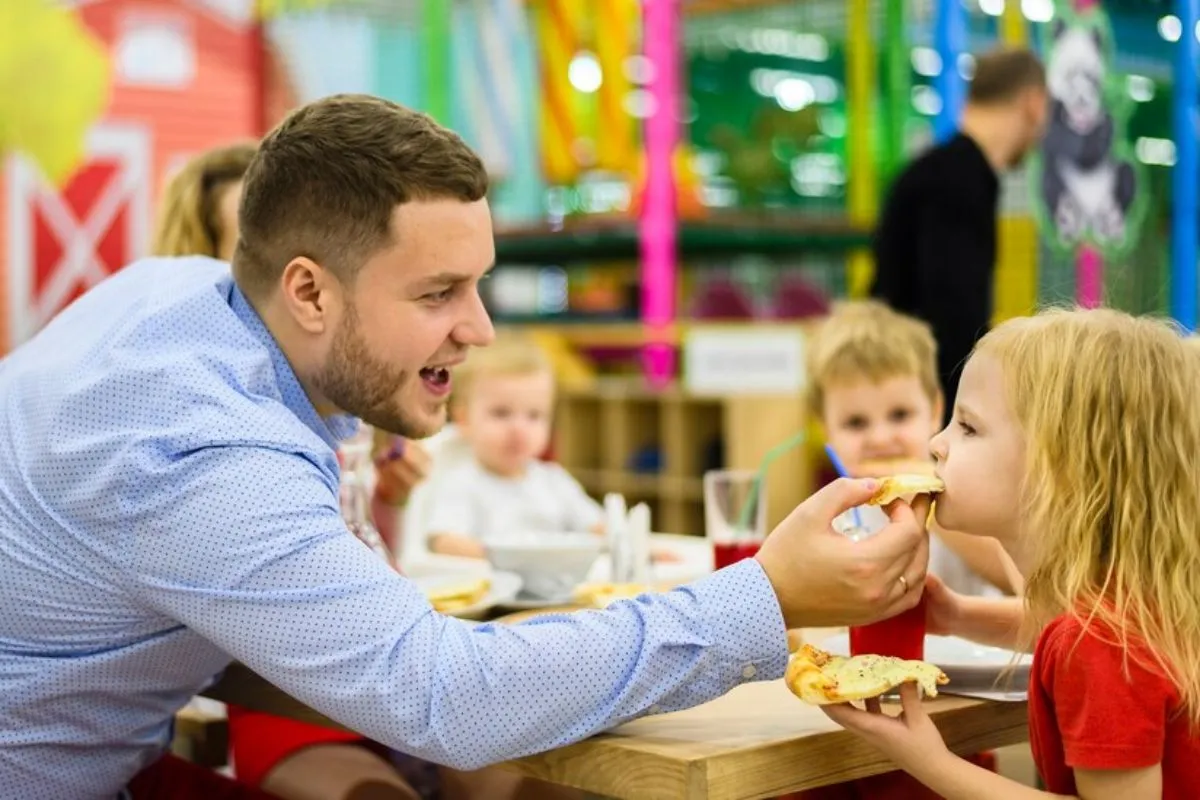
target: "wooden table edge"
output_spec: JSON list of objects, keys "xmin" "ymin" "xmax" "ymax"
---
[{"xmin": 501, "ymin": 697, "xmax": 1030, "ymax": 800}]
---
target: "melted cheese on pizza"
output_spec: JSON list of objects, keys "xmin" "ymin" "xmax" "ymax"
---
[{"xmin": 785, "ymin": 644, "xmax": 948, "ymax": 705}]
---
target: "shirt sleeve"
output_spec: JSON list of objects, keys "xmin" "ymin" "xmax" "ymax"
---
[
  {"xmin": 123, "ymin": 445, "xmax": 788, "ymax": 771},
  {"xmin": 1042, "ymin": 619, "xmax": 1174, "ymax": 770},
  {"xmin": 547, "ymin": 463, "xmax": 606, "ymax": 531}
]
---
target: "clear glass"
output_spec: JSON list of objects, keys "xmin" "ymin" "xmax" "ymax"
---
[{"xmin": 703, "ymin": 469, "xmax": 767, "ymax": 569}]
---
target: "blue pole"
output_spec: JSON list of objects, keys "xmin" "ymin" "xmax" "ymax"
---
[
  {"xmin": 1173, "ymin": 0, "xmax": 1199, "ymax": 332},
  {"xmin": 933, "ymin": 0, "xmax": 967, "ymax": 144}
]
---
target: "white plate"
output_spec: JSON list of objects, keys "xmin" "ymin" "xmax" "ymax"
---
[
  {"xmin": 819, "ymin": 633, "xmax": 1032, "ymax": 693},
  {"xmin": 410, "ymin": 571, "xmax": 523, "ymax": 620}
]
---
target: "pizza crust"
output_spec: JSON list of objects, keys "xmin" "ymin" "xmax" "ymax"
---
[
  {"xmin": 867, "ymin": 474, "xmax": 945, "ymax": 506},
  {"xmin": 857, "ymin": 458, "xmax": 937, "ymax": 478},
  {"xmin": 785, "ymin": 644, "xmax": 948, "ymax": 705}
]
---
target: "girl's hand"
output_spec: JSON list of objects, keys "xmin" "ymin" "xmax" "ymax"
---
[
  {"xmin": 374, "ymin": 439, "xmax": 431, "ymax": 506},
  {"xmin": 822, "ymin": 682, "xmax": 952, "ymax": 776},
  {"xmin": 924, "ymin": 573, "xmax": 964, "ymax": 637}
]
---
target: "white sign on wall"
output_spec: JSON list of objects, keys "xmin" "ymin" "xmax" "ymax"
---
[{"xmin": 683, "ymin": 327, "xmax": 805, "ymax": 395}]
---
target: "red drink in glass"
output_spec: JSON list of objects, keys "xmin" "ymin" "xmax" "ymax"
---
[
  {"xmin": 704, "ymin": 469, "xmax": 766, "ymax": 571},
  {"xmin": 849, "ymin": 592, "xmax": 927, "ymax": 660},
  {"xmin": 712, "ymin": 539, "xmax": 761, "ymax": 569}
]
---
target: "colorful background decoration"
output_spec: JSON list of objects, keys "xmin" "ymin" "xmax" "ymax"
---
[{"xmin": 1027, "ymin": 3, "xmax": 1147, "ymax": 260}]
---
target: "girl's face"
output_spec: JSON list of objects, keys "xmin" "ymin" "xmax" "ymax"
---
[{"xmin": 929, "ymin": 354, "xmax": 1026, "ymax": 550}]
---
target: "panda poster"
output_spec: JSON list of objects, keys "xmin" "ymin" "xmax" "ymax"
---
[{"xmin": 1029, "ymin": 3, "xmax": 1146, "ymax": 258}]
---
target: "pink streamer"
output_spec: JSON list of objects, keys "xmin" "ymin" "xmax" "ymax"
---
[{"xmin": 639, "ymin": 0, "xmax": 678, "ymax": 387}]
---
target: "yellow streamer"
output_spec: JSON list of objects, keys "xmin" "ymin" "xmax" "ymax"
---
[
  {"xmin": 535, "ymin": 0, "xmax": 584, "ymax": 184},
  {"xmin": 845, "ymin": 0, "xmax": 877, "ymax": 297},
  {"xmin": 593, "ymin": 0, "xmax": 638, "ymax": 173}
]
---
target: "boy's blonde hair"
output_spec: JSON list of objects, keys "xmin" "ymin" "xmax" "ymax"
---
[
  {"xmin": 977, "ymin": 308, "xmax": 1200, "ymax": 725},
  {"xmin": 806, "ymin": 300, "xmax": 939, "ymax": 415},
  {"xmin": 451, "ymin": 336, "xmax": 553, "ymax": 415},
  {"xmin": 152, "ymin": 143, "xmax": 257, "ymax": 258}
]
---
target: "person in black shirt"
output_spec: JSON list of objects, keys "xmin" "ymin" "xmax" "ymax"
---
[{"xmin": 872, "ymin": 48, "xmax": 1047, "ymax": 423}]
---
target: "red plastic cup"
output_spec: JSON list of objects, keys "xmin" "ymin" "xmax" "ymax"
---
[
  {"xmin": 835, "ymin": 503, "xmax": 927, "ymax": 660},
  {"xmin": 849, "ymin": 593, "xmax": 927, "ymax": 660}
]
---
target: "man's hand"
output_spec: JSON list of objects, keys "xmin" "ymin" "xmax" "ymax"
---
[{"xmin": 754, "ymin": 478, "xmax": 930, "ymax": 629}]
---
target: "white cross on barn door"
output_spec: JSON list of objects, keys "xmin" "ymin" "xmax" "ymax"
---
[{"xmin": 6, "ymin": 123, "xmax": 151, "ymax": 345}]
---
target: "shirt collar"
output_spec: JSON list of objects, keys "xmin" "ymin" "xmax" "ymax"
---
[{"xmin": 227, "ymin": 280, "xmax": 360, "ymax": 450}]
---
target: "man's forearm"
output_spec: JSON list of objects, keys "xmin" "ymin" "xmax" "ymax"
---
[{"xmin": 235, "ymin": 559, "xmax": 790, "ymax": 771}]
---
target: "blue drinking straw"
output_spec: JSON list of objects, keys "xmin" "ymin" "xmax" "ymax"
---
[{"xmin": 824, "ymin": 443, "xmax": 863, "ymax": 528}]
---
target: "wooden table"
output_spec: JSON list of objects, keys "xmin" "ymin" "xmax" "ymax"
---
[{"xmin": 203, "ymin": 648, "xmax": 1029, "ymax": 799}]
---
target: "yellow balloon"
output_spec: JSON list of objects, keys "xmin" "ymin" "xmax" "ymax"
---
[{"xmin": 0, "ymin": 0, "xmax": 110, "ymax": 186}]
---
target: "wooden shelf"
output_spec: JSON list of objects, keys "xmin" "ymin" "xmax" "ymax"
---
[
  {"xmin": 575, "ymin": 469, "xmax": 705, "ymax": 503},
  {"xmin": 494, "ymin": 214, "xmax": 870, "ymax": 265},
  {"xmin": 555, "ymin": 377, "xmax": 811, "ymax": 535}
]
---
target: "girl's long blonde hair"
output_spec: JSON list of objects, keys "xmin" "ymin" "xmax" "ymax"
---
[
  {"xmin": 151, "ymin": 143, "xmax": 257, "ymax": 258},
  {"xmin": 977, "ymin": 308, "xmax": 1200, "ymax": 724}
]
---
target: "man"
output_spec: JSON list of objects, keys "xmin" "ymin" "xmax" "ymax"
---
[
  {"xmin": 871, "ymin": 48, "xmax": 1047, "ymax": 422},
  {"xmin": 0, "ymin": 95, "xmax": 930, "ymax": 800}
]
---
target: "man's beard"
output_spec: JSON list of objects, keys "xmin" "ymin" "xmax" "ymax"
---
[{"xmin": 311, "ymin": 302, "xmax": 445, "ymax": 439}]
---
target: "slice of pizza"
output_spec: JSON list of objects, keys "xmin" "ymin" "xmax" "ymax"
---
[
  {"xmin": 785, "ymin": 644, "xmax": 948, "ymax": 705},
  {"xmin": 867, "ymin": 474, "xmax": 944, "ymax": 506},
  {"xmin": 426, "ymin": 577, "xmax": 491, "ymax": 613}
]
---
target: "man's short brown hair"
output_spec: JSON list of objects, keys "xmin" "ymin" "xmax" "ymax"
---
[
  {"xmin": 967, "ymin": 47, "xmax": 1046, "ymax": 104},
  {"xmin": 806, "ymin": 300, "xmax": 940, "ymax": 416},
  {"xmin": 233, "ymin": 94, "xmax": 489, "ymax": 299}
]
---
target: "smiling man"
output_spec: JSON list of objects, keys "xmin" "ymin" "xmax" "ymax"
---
[{"xmin": 0, "ymin": 95, "xmax": 932, "ymax": 800}]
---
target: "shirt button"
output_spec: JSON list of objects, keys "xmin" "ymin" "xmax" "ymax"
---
[
  {"xmin": 648, "ymin": 704, "xmax": 662, "ymax": 715},
  {"xmin": 742, "ymin": 664, "xmax": 757, "ymax": 680}
]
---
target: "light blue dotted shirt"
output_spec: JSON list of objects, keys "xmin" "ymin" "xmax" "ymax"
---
[{"xmin": 0, "ymin": 257, "xmax": 789, "ymax": 800}]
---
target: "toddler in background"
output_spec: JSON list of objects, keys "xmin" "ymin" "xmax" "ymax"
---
[{"xmin": 424, "ymin": 336, "xmax": 604, "ymax": 558}]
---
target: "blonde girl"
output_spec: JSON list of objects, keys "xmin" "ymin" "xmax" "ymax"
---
[
  {"xmin": 151, "ymin": 143, "xmax": 257, "ymax": 260},
  {"xmin": 825, "ymin": 308, "xmax": 1200, "ymax": 799}
]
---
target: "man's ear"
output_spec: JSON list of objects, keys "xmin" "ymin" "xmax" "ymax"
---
[{"xmin": 279, "ymin": 256, "xmax": 336, "ymax": 335}]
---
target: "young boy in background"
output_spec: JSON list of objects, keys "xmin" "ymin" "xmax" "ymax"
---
[
  {"xmin": 423, "ymin": 336, "xmax": 604, "ymax": 558},
  {"xmin": 807, "ymin": 300, "xmax": 1015, "ymax": 597}
]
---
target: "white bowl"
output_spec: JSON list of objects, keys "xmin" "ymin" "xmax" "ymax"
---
[{"xmin": 484, "ymin": 532, "xmax": 604, "ymax": 601}]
